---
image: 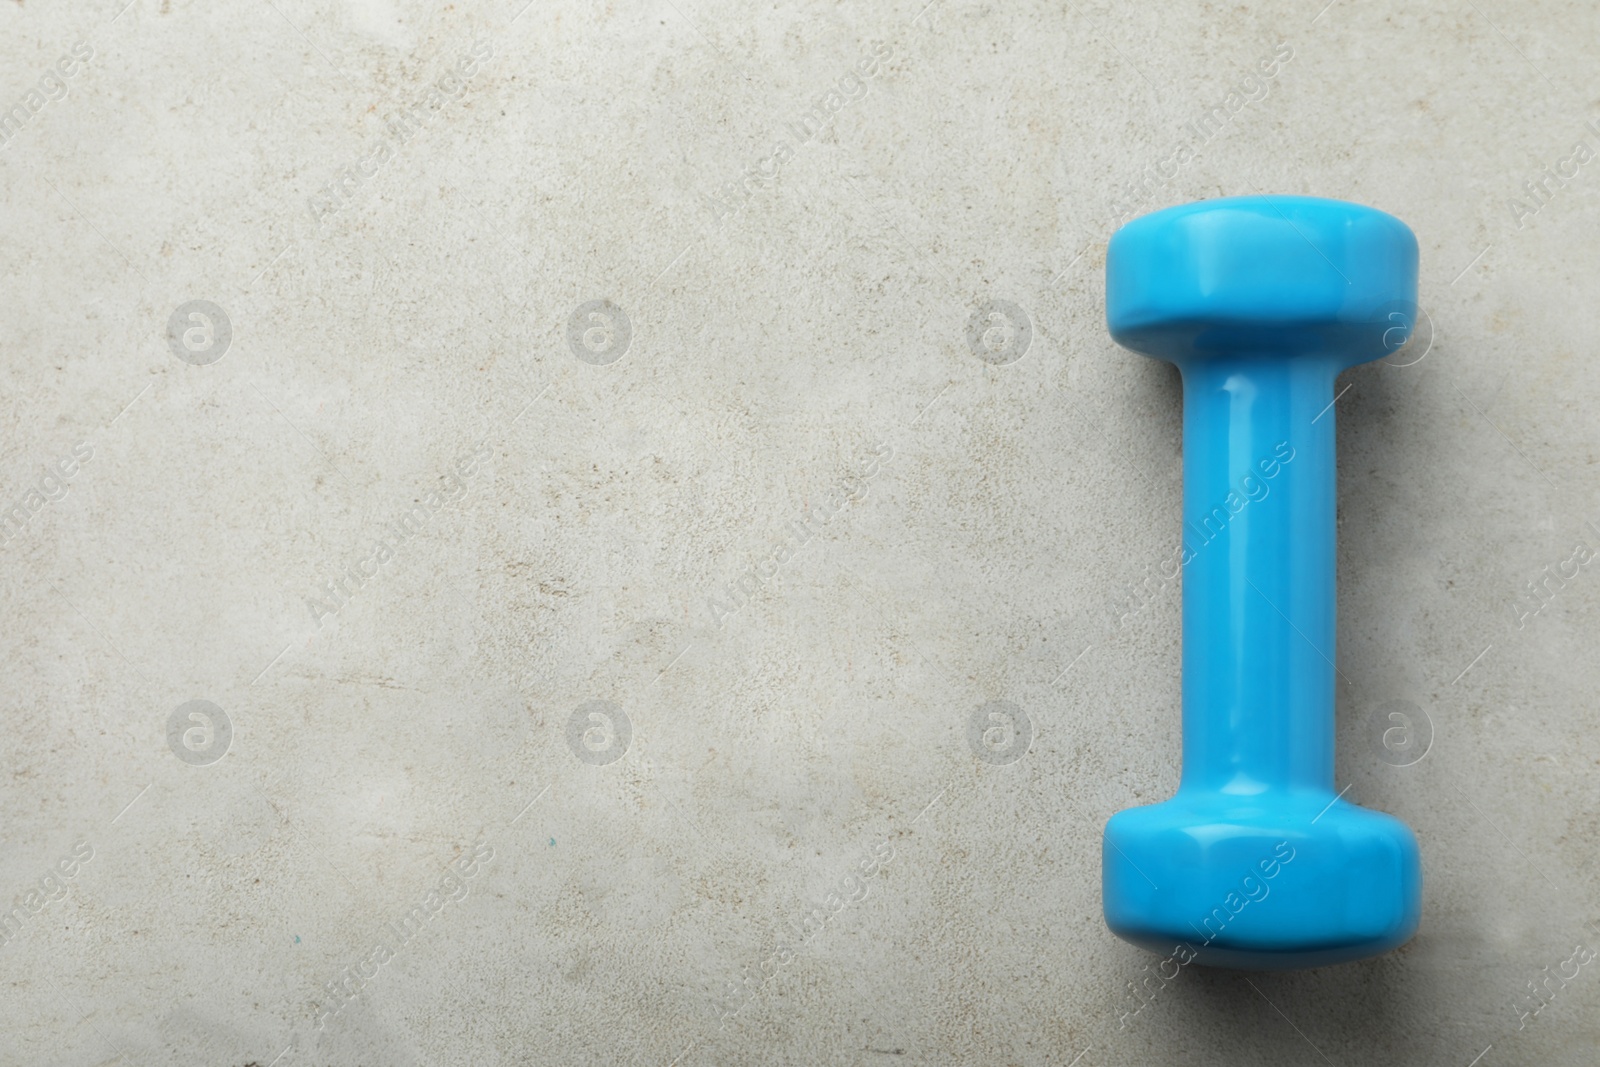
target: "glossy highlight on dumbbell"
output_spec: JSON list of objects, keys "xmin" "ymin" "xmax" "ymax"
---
[{"xmin": 1101, "ymin": 196, "xmax": 1423, "ymax": 969}]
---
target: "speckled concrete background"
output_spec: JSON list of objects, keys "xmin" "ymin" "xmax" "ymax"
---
[{"xmin": 2, "ymin": 0, "xmax": 1598, "ymax": 1064}]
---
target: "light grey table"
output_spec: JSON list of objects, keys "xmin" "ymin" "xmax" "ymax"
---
[{"xmin": 2, "ymin": 1, "xmax": 1597, "ymax": 1064}]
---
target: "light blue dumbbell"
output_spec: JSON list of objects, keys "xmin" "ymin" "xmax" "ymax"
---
[{"xmin": 1102, "ymin": 196, "xmax": 1422, "ymax": 969}]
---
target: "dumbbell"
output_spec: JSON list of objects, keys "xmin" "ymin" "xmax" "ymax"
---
[{"xmin": 1101, "ymin": 196, "xmax": 1422, "ymax": 969}]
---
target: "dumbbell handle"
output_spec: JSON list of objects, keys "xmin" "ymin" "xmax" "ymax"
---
[{"xmin": 1179, "ymin": 355, "xmax": 1339, "ymax": 796}]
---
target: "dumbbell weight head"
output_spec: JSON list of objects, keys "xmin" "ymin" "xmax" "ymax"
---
[{"xmin": 1107, "ymin": 194, "xmax": 1419, "ymax": 364}]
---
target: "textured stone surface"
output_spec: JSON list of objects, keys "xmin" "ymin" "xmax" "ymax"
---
[{"xmin": 2, "ymin": 0, "xmax": 1598, "ymax": 1064}]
